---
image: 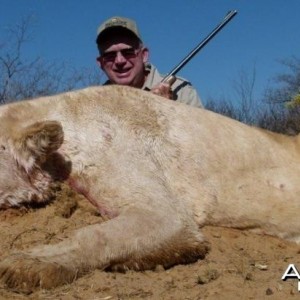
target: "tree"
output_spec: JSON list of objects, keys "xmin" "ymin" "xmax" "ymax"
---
[
  {"xmin": 258, "ymin": 56, "xmax": 300, "ymax": 135},
  {"xmin": 205, "ymin": 65, "xmax": 260, "ymax": 124},
  {"xmin": 206, "ymin": 58, "xmax": 300, "ymax": 135},
  {"xmin": 0, "ymin": 16, "xmax": 103, "ymax": 104},
  {"xmin": 264, "ymin": 56, "xmax": 300, "ymax": 105}
]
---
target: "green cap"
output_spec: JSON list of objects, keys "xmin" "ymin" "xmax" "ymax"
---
[{"xmin": 96, "ymin": 16, "xmax": 142, "ymax": 44}]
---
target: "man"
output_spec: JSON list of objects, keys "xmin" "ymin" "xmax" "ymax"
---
[{"xmin": 96, "ymin": 16, "xmax": 203, "ymax": 108}]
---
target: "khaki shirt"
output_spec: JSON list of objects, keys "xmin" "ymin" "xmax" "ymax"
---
[{"xmin": 142, "ymin": 63, "xmax": 203, "ymax": 108}]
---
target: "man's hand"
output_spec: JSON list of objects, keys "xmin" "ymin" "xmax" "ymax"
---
[{"xmin": 150, "ymin": 82, "xmax": 173, "ymax": 100}]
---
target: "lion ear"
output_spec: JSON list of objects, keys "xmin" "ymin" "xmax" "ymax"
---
[{"xmin": 9, "ymin": 121, "xmax": 64, "ymax": 173}]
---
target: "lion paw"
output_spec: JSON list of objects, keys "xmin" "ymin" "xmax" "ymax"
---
[{"xmin": 0, "ymin": 253, "xmax": 77, "ymax": 293}]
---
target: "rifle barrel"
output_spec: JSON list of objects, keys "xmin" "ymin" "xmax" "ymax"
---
[{"xmin": 162, "ymin": 10, "xmax": 238, "ymax": 83}]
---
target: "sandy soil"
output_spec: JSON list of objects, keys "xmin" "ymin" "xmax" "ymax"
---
[{"xmin": 0, "ymin": 183, "xmax": 299, "ymax": 300}]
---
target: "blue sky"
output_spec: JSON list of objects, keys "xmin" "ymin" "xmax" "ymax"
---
[{"xmin": 1, "ymin": 0, "xmax": 299, "ymax": 105}]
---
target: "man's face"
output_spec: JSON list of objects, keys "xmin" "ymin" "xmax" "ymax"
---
[{"xmin": 97, "ymin": 33, "xmax": 149, "ymax": 88}]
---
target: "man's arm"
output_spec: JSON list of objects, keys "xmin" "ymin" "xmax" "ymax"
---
[{"xmin": 175, "ymin": 83, "xmax": 203, "ymax": 108}]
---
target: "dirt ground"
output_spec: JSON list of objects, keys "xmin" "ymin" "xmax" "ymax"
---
[{"xmin": 0, "ymin": 183, "xmax": 300, "ymax": 300}]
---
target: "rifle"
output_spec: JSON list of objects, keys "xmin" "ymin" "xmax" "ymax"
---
[{"xmin": 162, "ymin": 10, "xmax": 238, "ymax": 85}]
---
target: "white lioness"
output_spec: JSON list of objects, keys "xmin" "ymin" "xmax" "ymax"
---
[{"xmin": 0, "ymin": 85, "xmax": 299, "ymax": 293}]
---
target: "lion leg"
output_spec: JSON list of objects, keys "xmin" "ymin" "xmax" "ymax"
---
[{"xmin": 0, "ymin": 208, "xmax": 208, "ymax": 293}]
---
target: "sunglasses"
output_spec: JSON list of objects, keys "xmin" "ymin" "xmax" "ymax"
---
[{"xmin": 100, "ymin": 47, "xmax": 141, "ymax": 62}]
